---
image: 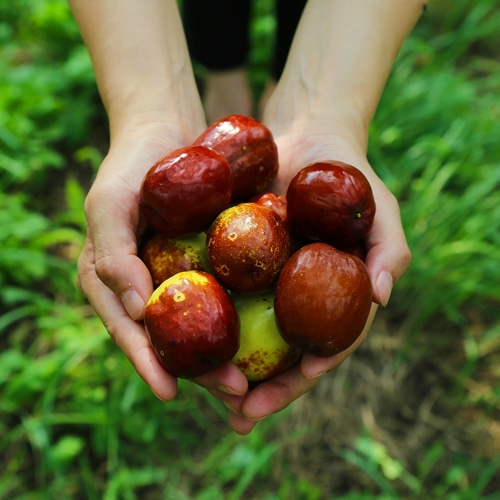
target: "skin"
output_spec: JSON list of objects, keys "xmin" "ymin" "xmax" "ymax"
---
[{"xmin": 70, "ymin": 0, "xmax": 424, "ymax": 435}]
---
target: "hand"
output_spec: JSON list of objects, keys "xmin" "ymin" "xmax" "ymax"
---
[
  {"xmin": 77, "ymin": 121, "xmax": 250, "ymax": 402},
  {"xmin": 272, "ymin": 128, "xmax": 412, "ymax": 307},
  {"xmin": 208, "ymin": 124, "xmax": 411, "ymax": 435}
]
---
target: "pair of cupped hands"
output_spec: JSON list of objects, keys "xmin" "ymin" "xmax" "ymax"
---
[{"xmin": 77, "ymin": 110, "xmax": 411, "ymax": 436}]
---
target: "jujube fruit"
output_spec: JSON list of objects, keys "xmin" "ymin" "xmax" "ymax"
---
[
  {"xmin": 144, "ymin": 270, "xmax": 240, "ymax": 378},
  {"xmin": 250, "ymin": 191, "xmax": 288, "ymax": 225},
  {"xmin": 206, "ymin": 202, "xmax": 292, "ymax": 293},
  {"xmin": 274, "ymin": 242, "xmax": 373, "ymax": 357},
  {"xmin": 140, "ymin": 232, "xmax": 210, "ymax": 288},
  {"xmin": 286, "ymin": 160, "xmax": 376, "ymax": 247},
  {"xmin": 231, "ymin": 290, "xmax": 301, "ymax": 382},
  {"xmin": 140, "ymin": 145, "xmax": 233, "ymax": 238},
  {"xmin": 193, "ymin": 114, "xmax": 278, "ymax": 202}
]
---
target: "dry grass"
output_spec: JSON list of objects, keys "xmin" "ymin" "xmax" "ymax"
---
[{"xmin": 269, "ymin": 309, "xmax": 500, "ymax": 498}]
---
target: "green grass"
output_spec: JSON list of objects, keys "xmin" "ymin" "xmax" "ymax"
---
[{"xmin": 1, "ymin": 0, "xmax": 500, "ymax": 499}]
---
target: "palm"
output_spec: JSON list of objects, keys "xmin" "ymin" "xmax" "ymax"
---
[
  {"xmin": 270, "ymin": 130, "xmax": 372, "ymax": 195},
  {"xmin": 223, "ymin": 127, "xmax": 412, "ymax": 434}
]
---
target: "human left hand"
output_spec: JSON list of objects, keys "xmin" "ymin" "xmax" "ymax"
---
[{"xmin": 203, "ymin": 123, "xmax": 410, "ymax": 435}]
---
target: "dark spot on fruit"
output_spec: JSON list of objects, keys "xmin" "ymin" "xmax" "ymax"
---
[{"xmin": 197, "ymin": 356, "xmax": 216, "ymax": 369}]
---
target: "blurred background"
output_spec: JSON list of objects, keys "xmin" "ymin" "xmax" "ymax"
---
[{"xmin": 1, "ymin": 1, "xmax": 499, "ymax": 498}]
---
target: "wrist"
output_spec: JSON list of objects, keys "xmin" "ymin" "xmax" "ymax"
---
[
  {"xmin": 107, "ymin": 104, "xmax": 206, "ymax": 149},
  {"xmin": 263, "ymin": 0, "xmax": 426, "ymax": 154},
  {"xmin": 106, "ymin": 119, "xmax": 195, "ymax": 165},
  {"xmin": 264, "ymin": 88, "xmax": 370, "ymax": 156}
]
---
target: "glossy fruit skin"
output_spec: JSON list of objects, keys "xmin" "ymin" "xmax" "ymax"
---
[
  {"xmin": 250, "ymin": 191, "xmax": 288, "ymax": 224},
  {"xmin": 286, "ymin": 160, "xmax": 376, "ymax": 247},
  {"xmin": 274, "ymin": 242, "xmax": 372, "ymax": 357},
  {"xmin": 140, "ymin": 232, "xmax": 210, "ymax": 288},
  {"xmin": 251, "ymin": 191, "xmax": 307, "ymax": 254},
  {"xmin": 231, "ymin": 290, "xmax": 301, "ymax": 382},
  {"xmin": 206, "ymin": 202, "xmax": 291, "ymax": 293},
  {"xmin": 144, "ymin": 270, "xmax": 240, "ymax": 379},
  {"xmin": 193, "ymin": 114, "xmax": 278, "ymax": 202},
  {"xmin": 338, "ymin": 241, "xmax": 367, "ymax": 262},
  {"xmin": 140, "ymin": 145, "xmax": 233, "ymax": 238}
]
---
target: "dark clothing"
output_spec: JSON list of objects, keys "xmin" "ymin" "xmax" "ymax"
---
[{"xmin": 182, "ymin": 0, "xmax": 307, "ymax": 80}]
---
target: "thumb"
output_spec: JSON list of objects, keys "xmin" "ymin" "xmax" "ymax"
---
[
  {"xmin": 86, "ymin": 183, "xmax": 153, "ymax": 320},
  {"xmin": 364, "ymin": 190, "xmax": 411, "ymax": 307}
]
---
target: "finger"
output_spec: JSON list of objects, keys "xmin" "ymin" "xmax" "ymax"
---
[
  {"xmin": 365, "ymin": 186, "xmax": 411, "ymax": 306},
  {"xmin": 192, "ymin": 362, "xmax": 249, "ymax": 396},
  {"xmin": 78, "ymin": 238, "xmax": 178, "ymax": 401},
  {"xmin": 223, "ymin": 304, "xmax": 376, "ymax": 434},
  {"xmin": 226, "ymin": 291, "xmax": 377, "ymax": 423},
  {"xmin": 228, "ymin": 412, "xmax": 259, "ymax": 435},
  {"xmin": 204, "ymin": 366, "xmax": 318, "ymax": 435},
  {"xmin": 237, "ymin": 363, "xmax": 321, "ymax": 422},
  {"xmin": 212, "ymin": 298, "xmax": 376, "ymax": 434},
  {"xmin": 203, "ymin": 387, "xmax": 257, "ymax": 435}
]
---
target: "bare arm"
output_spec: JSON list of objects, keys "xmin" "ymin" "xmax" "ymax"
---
[
  {"xmin": 266, "ymin": 0, "xmax": 427, "ymax": 148},
  {"xmin": 226, "ymin": 0, "xmax": 426, "ymax": 434},
  {"xmin": 68, "ymin": 0, "xmax": 205, "ymax": 141}
]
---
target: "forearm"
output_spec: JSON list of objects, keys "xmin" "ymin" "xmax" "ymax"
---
[
  {"xmin": 68, "ymin": 0, "xmax": 205, "ymax": 142},
  {"xmin": 267, "ymin": 0, "xmax": 427, "ymax": 149}
]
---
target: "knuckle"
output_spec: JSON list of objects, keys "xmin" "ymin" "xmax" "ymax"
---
[
  {"xmin": 394, "ymin": 241, "xmax": 412, "ymax": 282},
  {"xmin": 93, "ymin": 254, "xmax": 120, "ymax": 289},
  {"xmin": 76, "ymin": 244, "xmax": 94, "ymax": 296},
  {"xmin": 83, "ymin": 183, "xmax": 110, "ymax": 218},
  {"xmin": 402, "ymin": 244, "xmax": 412, "ymax": 270},
  {"xmin": 102, "ymin": 320, "xmax": 119, "ymax": 344}
]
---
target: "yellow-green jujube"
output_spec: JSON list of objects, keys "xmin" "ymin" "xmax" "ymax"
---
[{"xmin": 231, "ymin": 290, "xmax": 301, "ymax": 382}]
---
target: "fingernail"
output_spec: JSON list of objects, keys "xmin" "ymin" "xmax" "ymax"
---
[
  {"xmin": 223, "ymin": 401, "xmax": 243, "ymax": 416},
  {"xmin": 217, "ymin": 385, "xmax": 241, "ymax": 396},
  {"xmin": 305, "ymin": 370, "xmax": 326, "ymax": 380},
  {"xmin": 121, "ymin": 288, "xmax": 145, "ymax": 320},
  {"xmin": 245, "ymin": 415, "xmax": 267, "ymax": 422},
  {"xmin": 376, "ymin": 271, "xmax": 393, "ymax": 307},
  {"xmin": 152, "ymin": 390, "xmax": 168, "ymax": 402}
]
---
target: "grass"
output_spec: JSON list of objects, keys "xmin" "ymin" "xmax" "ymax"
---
[{"xmin": 1, "ymin": 0, "xmax": 500, "ymax": 499}]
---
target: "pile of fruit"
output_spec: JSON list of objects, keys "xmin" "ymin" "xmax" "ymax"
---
[{"xmin": 139, "ymin": 115, "xmax": 375, "ymax": 381}]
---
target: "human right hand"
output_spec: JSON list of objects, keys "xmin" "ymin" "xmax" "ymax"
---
[{"xmin": 77, "ymin": 122, "xmax": 250, "ymax": 402}]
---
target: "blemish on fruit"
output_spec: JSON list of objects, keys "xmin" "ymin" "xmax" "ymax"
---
[
  {"xmin": 217, "ymin": 264, "xmax": 230, "ymax": 276},
  {"xmin": 228, "ymin": 232, "xmax": 238, "ymax": 241},
  {"xmin": 174, "ymin": 292, "xmax": 185, "ymax": 302}
]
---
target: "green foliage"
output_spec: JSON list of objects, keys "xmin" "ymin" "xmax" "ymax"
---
[
  {"xmin": 1, "ymin": 0, "xmax": 500, "ymax": 499},
  {"xmin": 338, "ymin": 429, "xmax": 500, "ymax": 500},
  {"xmin": 0, "ymin": 0, "xmax": 99, "ymax": 192},
  {"xmin": 370, "ymin": 32, "xmax": 500, "ymax": 331}
]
